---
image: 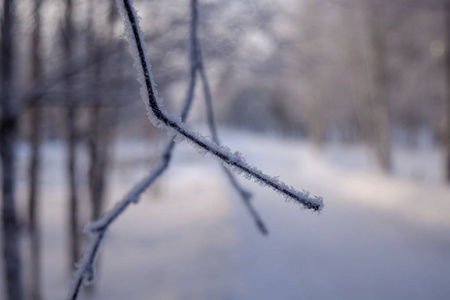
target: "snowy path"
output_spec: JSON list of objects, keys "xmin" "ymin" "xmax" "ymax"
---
[
  {"xmin": 236, "ymin": 186, "xmax": 450, "ymax": 300},
  {"xmin": 228, "ymin": 132, "xmax": 450, "ymax": 300},
  {"xmin": 2, "ymin": 132, "xmax": 449, "ymax": 299}
]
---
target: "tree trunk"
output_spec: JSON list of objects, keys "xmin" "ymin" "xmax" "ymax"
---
[
  {"xmin": 87, "ymin": 0, "xmax": 105, "ymax": 222},
  {"xmin": 299, "ymin": 0, "xmax": 326, "ymax": 149},
  {"xmin": 340, "ymin": 6, "xmax": 375, "ymax": 146},
  {"xmin": 88, "ymin": 105, "xmax": 108, "ymax": 221},
  {"xmin": 366, "ymin": 3, "xmax": 392, "ymax": 173},
  {"xmin": 28, "ymin": 1, "xmax": 44, "ymax": 299},
  {"xmin": 0, "ymin": 1, "xmax": 24, "ymax": 299},
  {"xmin": 86, "ymin": 0, "xmax": 117, "ymax": 223},
  {"xmin": 84, "ymin": 5, "xmax": 118, "ymax": 295},
  {"xmin": 306, "ymin": 88, "xmax": 325, "ymax": 148},
  {"xmin": 66, "ymin": 107, "xmax": 79, "ymax": 270},
  {"xmin": 445, "ymin": 5, "xmax": 450, "ymax": 183},
  {"xmin": 63, "ymin": 0, "xmax": 80, "ymax": 270}
]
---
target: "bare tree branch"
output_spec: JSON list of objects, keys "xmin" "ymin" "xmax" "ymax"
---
[
  {"xmin": 192, "ymin": 0, "xmax": 268, "ymax": 234},
  {"xmin": 119, "ymin": 0, "xmax": 323, "ymax": 211}
]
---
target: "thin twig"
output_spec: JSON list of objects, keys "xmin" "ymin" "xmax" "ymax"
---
[
  {"xmin": 199, "ymin": 56, "xmax": 268, "ymax": 234},
  {"xmin": 192, "ymin": 0, "xmax": 268, "ymax": 234},
  {"xmin": 67, "ymin": 153, "xmax": 173, "ymax": 298}
]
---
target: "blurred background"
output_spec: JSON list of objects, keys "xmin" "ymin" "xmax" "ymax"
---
[{"xmin": 1, "ymin": 0, "xmax": 450, "ymax": 299}]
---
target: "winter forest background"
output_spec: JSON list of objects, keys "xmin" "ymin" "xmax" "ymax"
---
[{"xmin": 1, "ymin": 0, "xmax": 450, "ymax": 299}]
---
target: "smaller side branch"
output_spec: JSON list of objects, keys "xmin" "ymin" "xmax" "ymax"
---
[
  {"xmin": 193, "ymin": 0, "xmax": 267, "ymax": 233},
  {"xmin": 199, "ymin": 60, "xmax": 268, "ymax": 234},
  {"xmin": 67, "ymin": 144, "xmax": 173, "ymax": 300},
  {"xmin": 68, "ymin": 1, "xmax": 203, "ymax": 296},
  {"xmin": 180, "ymin": 0, "xmax": 267, "ymax": 234}
]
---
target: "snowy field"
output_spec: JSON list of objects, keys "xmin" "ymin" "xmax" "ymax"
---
[{"xmin": 2, "ymin": 130, "xmax": 450, "ymax": 299}]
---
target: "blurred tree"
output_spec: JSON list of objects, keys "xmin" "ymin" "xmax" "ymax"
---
[
  {"xmin": 62, "ymin": 0, "xmax": 80, "ymax": 272},
  {"xmin": 27, "ymin": 0, "xmax": 44, "ymax": 299},
  {"xmin": 86, "ymin": 2, "xmax": 120, "ymax": 278},
  {"xmin": 365, "ymin": 1, "xmax": 392, "ymax": 172},
  {"xmin": 445, "ymin": 3, "xmax": 450, "ymax": 182},
  {"xmin": 340, "ymin": 5, "xmax": 375, "ymax": 148},
  {"xmin": 87, "ymin": 0, "xmax": 108, "ymax": 223},
  {"xmin": 300, "ymin": 0, "xmax": 326, "ymax": 148},
  {"xmin": 0, "ymin": 0, "xmax": 24, "ymax": 299}
]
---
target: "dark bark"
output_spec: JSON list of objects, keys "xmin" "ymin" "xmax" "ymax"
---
[
  {"xmin": 307, "ymin": 89, "xmax": 325, "ymax": 148},
  {"xmin": 88, "ymin": 105, "xmax": 107, "ymax": 221},
  {"xmin": 67, "ymin": 105, "xmax": 79, "ymax": 270},
  {"xmin": 366, "ymin": 3, "xmax": 392, "ymax": 172},
  {"xmin": 85, "ymin": 6, "xmax": 118, "ymax": 295},
  {"xmin": 28, "ymin": 107, "xmax": 42, "ymax": 300},
  {"xmin": 63, "ymin": 0, "xmax": 80, "ymax": 270},
  {"xmin": 445, "ymin": 5, "xmax": 450, "ymax": 183},
  {"xmin": 87, "ymin": 0, "xmax": 117, "ymax": 222},
  {"xmin": 28, "ymin": 1, "xmax": 44, "ymax": 299},
  {"xmin": 0, "ymin": 0, "xmax": 24, "ymax": 299},
  {"xmin": 86, "ymin": 0, "xmax": 103, "ymax": 222}
]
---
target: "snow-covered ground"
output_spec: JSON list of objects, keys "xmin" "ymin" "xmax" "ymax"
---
[{"xmin": 2, "ymin": 130, "xmax": 450, "ymax": 299}]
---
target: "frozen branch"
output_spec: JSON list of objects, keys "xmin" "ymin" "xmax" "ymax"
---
[
  {"xmin": 67, "ymin": 153, "xmax": 173, "ymax": 299},
  {"xmin": 118, "ymin": 0, "xmax": 323, "ymax": 211}
]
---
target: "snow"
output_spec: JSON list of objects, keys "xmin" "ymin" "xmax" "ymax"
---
[{"xmin": 2, "ymin": 130, "xmax": 450, "ymax": 299}]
